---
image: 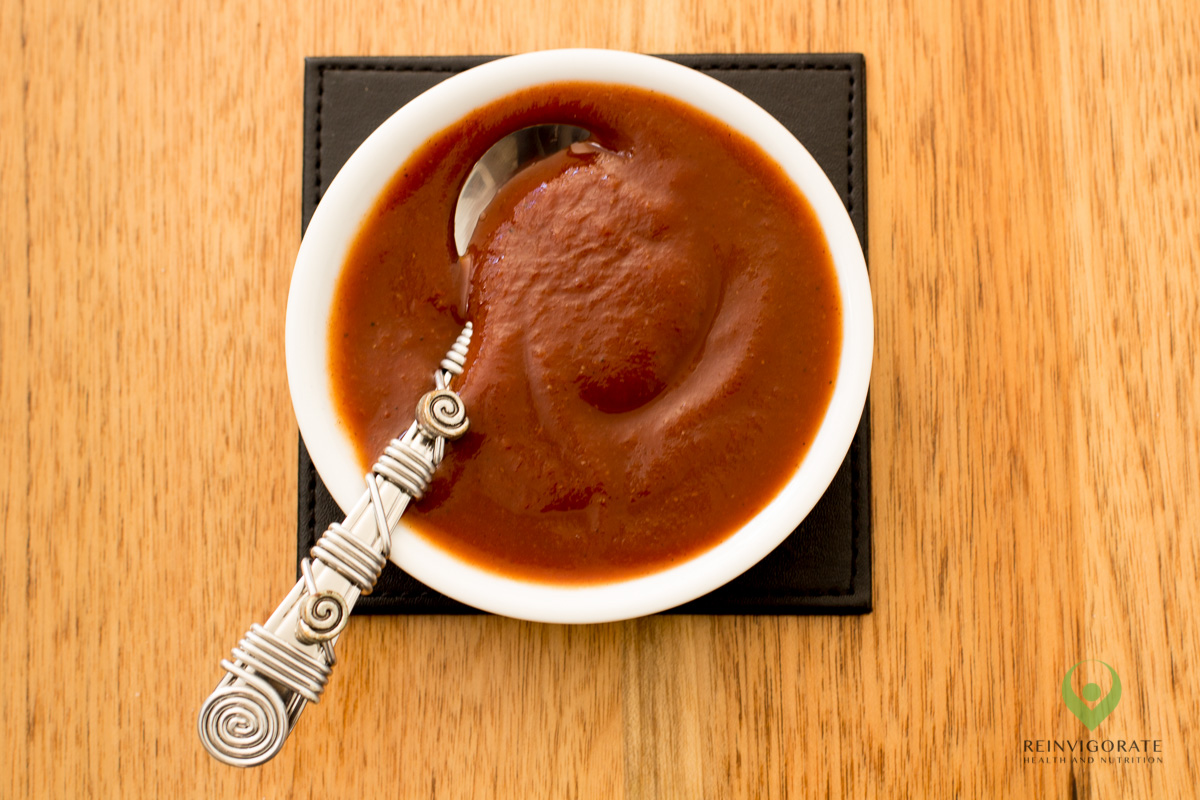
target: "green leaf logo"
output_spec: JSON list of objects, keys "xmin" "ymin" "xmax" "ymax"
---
[{"xmin": 1062, "ymin": 660, "xmax": 1121, "ymax": 731}]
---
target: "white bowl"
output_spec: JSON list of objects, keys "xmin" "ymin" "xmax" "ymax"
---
[{"xmin": 286, "ymin": 49, "xmax": 873, "ymax": 623}]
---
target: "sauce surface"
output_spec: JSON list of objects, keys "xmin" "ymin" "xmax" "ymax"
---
[{"xmin": 329, "ymin": 82, "xmax": 842, "ymax": 584}]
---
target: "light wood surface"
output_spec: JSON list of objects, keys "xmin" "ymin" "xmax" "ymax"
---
[{"xmin": 3, "ymin": 0, "xmax": 1197, "ymax": 796}]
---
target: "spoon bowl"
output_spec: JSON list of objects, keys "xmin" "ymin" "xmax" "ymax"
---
[{"xmin": 453, "ymin": 124, "xmax": 592, "ymax": 256}]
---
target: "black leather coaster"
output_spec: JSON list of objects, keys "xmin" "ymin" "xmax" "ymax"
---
[{"xmin": 298, "ymin": 54, "xmax": 871, "ymax": 615}]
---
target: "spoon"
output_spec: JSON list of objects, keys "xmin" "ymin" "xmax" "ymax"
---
[
  {"xmin": 198, "ymin": 324, "xmax": 474, "ymax": 767},
  {"xmin": 453, "ymin": 124, "xmax": 593, "ymax": 256},
  {"xmin": 198, "ymin": 125, "xmax": 592, "ymax": 768}
]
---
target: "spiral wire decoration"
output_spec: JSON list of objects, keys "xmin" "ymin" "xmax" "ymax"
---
[
  {"xmin": 297, "ymin": 592, "xmax": 349, "ymax": 641},
  {"xmin": 295, "ymin": 558, "xmax": 348, "ymax": 665},
  {"xmin": 416, "ymin": 389, "xmax": 470, "ymax": 440},
  {"xmin": 199, "ymin": 323, "xmax": 474, "ymax": 767},
  {"xmin": 198, "ymin": 666, "xmax": 290, "ymax": 767}
]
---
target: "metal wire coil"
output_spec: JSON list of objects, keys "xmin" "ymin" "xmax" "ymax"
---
[
  {"xmin": 439, "ymin": 321, "xmax": 473, "ymax": 375},
  {"xmin": 229, "ymin": 623, "xmax": 331, "ymax": 703},
  {"xmin": 198, "ymin": 665, "xmax": 290, "ymax": 768},
  {"xmin": 373, "ymin": 437, "xmax": 437, "ymax": 499},
  {"xmin": 310, "ymin": 521, "xmax": 386, "ymax": 592}
]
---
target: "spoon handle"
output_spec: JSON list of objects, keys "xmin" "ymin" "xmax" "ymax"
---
[{"xmin": 198, "ymin": 324, "xmax": 472, "ymax": 767}]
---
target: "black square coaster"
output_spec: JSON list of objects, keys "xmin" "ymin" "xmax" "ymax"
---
[{"xmin": 298, "ymin": 54, "xmax": 871, "ymax": 614}]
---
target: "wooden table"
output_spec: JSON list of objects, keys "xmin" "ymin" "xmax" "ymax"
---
[{"xmin": 3, "ymin": 0, "xmax": 1197, "ymax": 796}]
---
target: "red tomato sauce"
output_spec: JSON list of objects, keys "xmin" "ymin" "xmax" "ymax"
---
[{"xmin": 329, "ymin": 82, "xmax": 842, "ymax": 584}]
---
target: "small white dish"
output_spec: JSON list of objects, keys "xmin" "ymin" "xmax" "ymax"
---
[{"xmin": 286, "ymin": 49, "xmax": 873, "ymax": 623}]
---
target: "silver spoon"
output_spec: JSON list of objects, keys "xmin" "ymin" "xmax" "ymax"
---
[
  {"xmin": 198, "ymin": 124, "xmax": 592, "ymax": 769},
  {"xmin": 198, "ymin": 325, "xmax": 474, "ymax": 767},
  {"xmin": 453, "ymin": 124, "xmax": 592, "ymax": 256}
]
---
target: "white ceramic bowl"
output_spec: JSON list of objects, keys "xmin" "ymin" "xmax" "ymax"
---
[{"xmin": 286, "ymin": 49, "xmax": 873, "ymax": 623}]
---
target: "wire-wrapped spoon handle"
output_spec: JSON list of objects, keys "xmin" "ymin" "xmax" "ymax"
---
[{"xmin": 198, "ymin": 323, "xmax": 472, "ymax": 767}]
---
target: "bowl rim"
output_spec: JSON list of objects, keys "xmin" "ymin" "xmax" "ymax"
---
[{"xmin": 286, "ymin": 48, "xmax": 873, "ymax": 623}]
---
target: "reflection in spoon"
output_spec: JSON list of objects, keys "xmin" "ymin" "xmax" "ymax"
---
[{"xmin": 453, "ymin": 124, "xmax": 593, "ymax": 257}]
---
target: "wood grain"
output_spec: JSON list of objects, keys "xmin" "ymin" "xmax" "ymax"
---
[{"xmin": 2, "ymin": 0, "xmax": 1197, "ymax": 796}]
